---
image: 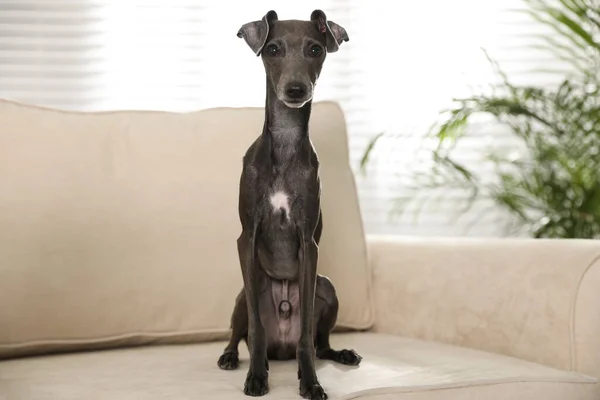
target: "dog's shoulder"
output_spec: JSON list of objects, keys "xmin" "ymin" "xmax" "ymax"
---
[
  {"xmin": 241, "ymin": 135, "xmax": 263, "ymax": 164},
  {"xmin": 239, "ymin": 135, "xmax": 266, "ymax": 191}
]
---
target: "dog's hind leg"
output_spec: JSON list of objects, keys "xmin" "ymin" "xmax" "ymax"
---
[
  {"xmin": 218, "ymin": 288, "xmax": 248, "ymax": 370},
  {"xmin": 314, "ymin": 276, "xmax": 362, "ymax": 366}
]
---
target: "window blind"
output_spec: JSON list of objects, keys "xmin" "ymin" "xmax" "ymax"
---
[{"xmin": 0, "ymin": 0, "xmax": 569, "ymax": 236}]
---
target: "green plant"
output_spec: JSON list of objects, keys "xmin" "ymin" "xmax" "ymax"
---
[{"xmin": 361, "ymin": 0, "xmax": 600, "ymax": 238}]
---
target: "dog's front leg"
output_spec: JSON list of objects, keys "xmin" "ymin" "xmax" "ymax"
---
[
  {"xmin": 237, "ymin": 225, "xmax": 269, "ymax": 397},
  {"xmin": 297, "ymin": 233, "xmax": 326, "ymax": 400}
]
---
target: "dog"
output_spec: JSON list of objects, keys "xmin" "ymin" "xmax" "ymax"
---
[{"xmin": 217, "ymin": 10, "xmax": 361, "ymax": 400}]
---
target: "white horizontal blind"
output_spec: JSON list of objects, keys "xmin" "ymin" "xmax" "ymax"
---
[
  {"xmin": 0, "ymin": 1, "xmax": 361, "ymax": 107},
  {"xmin": 0, "ymin": 0, "xmax": 570, "ymax": 236}
]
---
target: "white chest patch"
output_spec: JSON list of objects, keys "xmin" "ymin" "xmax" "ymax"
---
[{"xmin": 270, "ymin": 191, "xmax": 291, "ymax": 215}]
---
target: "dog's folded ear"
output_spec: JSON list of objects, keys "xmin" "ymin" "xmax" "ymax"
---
[
  {"xmin": 237, "ymin": 10, "xmax": 278, "ymax": 56},
  {"xmin": 310, "ymin": 10, "xmax": 349, "ymax": 53}
]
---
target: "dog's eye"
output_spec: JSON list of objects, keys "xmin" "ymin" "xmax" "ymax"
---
[
  {"xmin": 308, "ymin": 45, "xmax": 323, "ymax": 57},
  {"xmin": 265, "ymin": 44, "xmax": 280, "ymax": 57}
]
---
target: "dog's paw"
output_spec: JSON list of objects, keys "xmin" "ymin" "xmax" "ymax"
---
[
  {"xmin": 244, "ymin": 371, "xmax": 269, "ymax": 397},
  {"xmin": 217, "ymin": 351, "xmax": 240, "ymax": 370},
  {"xmin": 335, "ymin": 349, "xmax": 362, "ymax": 366},
  {"xmin": 299, "ymin": 381, "xmax": 327, "ymax": 400}
]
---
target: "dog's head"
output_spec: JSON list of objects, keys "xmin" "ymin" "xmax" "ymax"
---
[{"xmin": 237, "ymin": 10, "xmax": 349, "ymax": 108}]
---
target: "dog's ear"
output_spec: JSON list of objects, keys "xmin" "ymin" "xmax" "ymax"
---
[
  {"xmin": 310, "ymin": 10, "xmax": 349, "ymax": 53},
  {"xmin": 237, "ymin": 10, "xmax": 278, "ymax": 56}
]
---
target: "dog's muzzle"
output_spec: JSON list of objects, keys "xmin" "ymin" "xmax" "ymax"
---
[
  {"xmin": 281, "ymin": 81, "xmax": 312, "ymax": 108},
  {"xmin": 285, "ymin": 82, "xmax": 307, "ymax": 100}
]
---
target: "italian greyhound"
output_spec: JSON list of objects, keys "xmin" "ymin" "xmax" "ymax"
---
[{"xmin": 216, "ymin": 9, "xmax": 361, "ymax": 400}]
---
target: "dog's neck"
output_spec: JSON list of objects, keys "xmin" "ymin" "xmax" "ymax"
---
[{"xmin": 263, "ymin": 81, "xmax": 311, "ymax": 165}]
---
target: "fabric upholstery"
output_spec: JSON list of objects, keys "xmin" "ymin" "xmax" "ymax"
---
[
  {"xmin": 1, "ymin": 333, "xmax": 597, "ymax": 400},
  {"xmin": 367, "ymin": 235, "xmax": 600, "ymax": 378},
  {"xmin": 574, "ymin": 257, "xmax": 600, "ymax": 378},
  {"xmin": 0, "ymin": 99, "xmax": 374, "ymax": 359}
]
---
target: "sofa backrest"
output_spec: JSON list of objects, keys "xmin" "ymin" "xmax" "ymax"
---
[{"xmin": 0, "ymin": 99, "xmax": 374, "ymax": 359}]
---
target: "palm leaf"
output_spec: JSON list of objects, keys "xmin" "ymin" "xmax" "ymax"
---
[
  {"xmin": 359, "ymin": 0, "xmax": 600, "ymax": 238},
  {"xmin": 359, "ymin": 132, "xmax": 384, "ymax": 173}
]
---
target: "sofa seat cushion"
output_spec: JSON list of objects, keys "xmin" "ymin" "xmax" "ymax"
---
[{"xmin": 1, "ymin": 333, "xmax": 597, "ymax": 400}]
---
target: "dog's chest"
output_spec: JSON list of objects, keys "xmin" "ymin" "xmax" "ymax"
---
[
  {"xmin": 269, "ymin": 190, "xmax": 291, "ymax": 217},
  {"xmin": 264, "ymin": 170, "xmax": 301, "ymax": 221}
]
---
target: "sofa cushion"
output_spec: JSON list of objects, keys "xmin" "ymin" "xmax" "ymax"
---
[
  {"xmin": 0, "ymin": 99, "xmax": 374, "ymax": 359},
  {"xmin": 367, "ymin": 235, "xmax": 600, "ymax": 380},
  {"xmin": 0, "ymin": 333, "xmax": 597, "ymax": 400}
]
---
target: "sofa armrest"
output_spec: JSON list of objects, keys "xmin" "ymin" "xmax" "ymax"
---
[{"xmin": 366, "ymin": 234, "xmax": 600, "ymax": 378}]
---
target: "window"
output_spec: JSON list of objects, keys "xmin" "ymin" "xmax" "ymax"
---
[{"xmin": 0, "ymin": 1, "xmax": 567, "ymax": 236}]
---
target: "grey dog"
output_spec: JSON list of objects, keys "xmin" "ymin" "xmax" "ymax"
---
[{"xmin": 217, "ymin": 9, "xmax": 362, "ymax": 400}]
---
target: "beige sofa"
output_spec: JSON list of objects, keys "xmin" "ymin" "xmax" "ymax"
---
[{"xmin": 0, "ymin": 99, "xmax": 598, "ymax": 400}]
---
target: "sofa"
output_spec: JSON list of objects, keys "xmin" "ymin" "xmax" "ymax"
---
[{"xmin": 0, "ymin": 98, "xmax": 598, "ymax": 400}]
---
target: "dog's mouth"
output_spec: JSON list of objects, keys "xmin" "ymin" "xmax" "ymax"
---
[
  {"xmin": 280, "ymin": 93, "xmax": 313, "ymax": 109},
  {"xmin": 282, "ymin": 99, "xmax": 309, "ymax": 109}
]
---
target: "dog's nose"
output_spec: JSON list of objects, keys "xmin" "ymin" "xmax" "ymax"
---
[{"xmin": 285, "ymin": 82, "xmax": 307, "ymax": 100}]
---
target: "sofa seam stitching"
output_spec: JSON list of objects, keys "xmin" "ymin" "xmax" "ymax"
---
[
  {"xmin": 344, "ymin": 379, "xmax": 598, "ymax": 400},
  {"xmin": 0, "ymin": 98, "xmax": 338, "ymax": 116},
  {"xmin": 570, "ymin": 253, "xmax": 600, "ymax": 372}
]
